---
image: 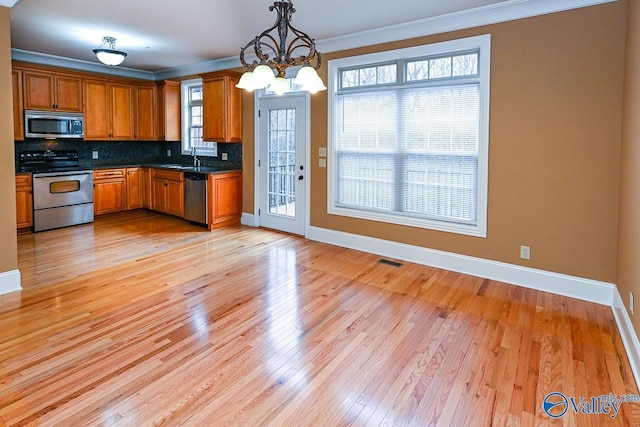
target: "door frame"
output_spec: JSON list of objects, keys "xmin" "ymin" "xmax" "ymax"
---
[{"xmin": 253, "ymin": 90, "xmax": 311, "ymax": 237}]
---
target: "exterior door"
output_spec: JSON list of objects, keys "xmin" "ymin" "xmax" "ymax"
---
[{"xmin": 258, "ymin": 95, "xmax": 307, "ymax": 235}]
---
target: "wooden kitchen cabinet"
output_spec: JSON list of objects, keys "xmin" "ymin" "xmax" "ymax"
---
[
  {"xmin": 93, "ymin": 169, "xmax": 126, "ymax": 215},
  {"xmin": 12, "ymin": 69, "xmax": 23, "ymax": 141},
  {"xmin": 156, "ymin": 80, "xmax": 181, "ymax": 141},
  {"xmin": 142, "ymin": 167, "xmax": 152, "ymax": 209},
  {"xmin": 84, "ymin": 80, "xmax": 135, "ymax": 140},
  {"xmin": 16, "ymin": 173, "xmax": 33, "ymax": 229},
  {"xmin": 23, "ymin": 70, "xmax": 83, "ymax": 112},
  {"xmin": 151, "ymin": 169, "xmax": 183, "ymax": 217},
  {"xmin": 208, "ymin": 171, "xmax": 242, "ymax": 230},
  {"xmin": 135, "ymin": 85, "xmax": 157, "ymax": 140},
  {"xmin": 200, "ymin": 71, "xmax": 243, "ymax": 143},
  {"xmin": 126, "ymin": 168, "xmax": 143, "ymax": 210}
]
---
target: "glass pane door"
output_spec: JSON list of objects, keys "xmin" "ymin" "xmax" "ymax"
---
[
  {"xmin": 259, "ymin": 95, "xmax": 307, "ymax": 236},
  {"xmin": 268, "ymin": 108, "xmax": 296, "ymax": 218}
]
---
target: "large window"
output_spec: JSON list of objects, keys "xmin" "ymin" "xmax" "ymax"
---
[
  {"xmin": 181, "ymin": 79, "xmax": 217, "ymax": 156},
  {"xmin": 328, "ymin": 35, "xmax": 490, "ymax": 237}
]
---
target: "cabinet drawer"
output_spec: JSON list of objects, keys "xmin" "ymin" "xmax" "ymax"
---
[
  {"xmin": 94, "ymin": 169, "xmax": 126, "ymax": 180},
  {"xmin": 16, "ymin": 173, "xmax": 32, "ymax": 189},
  {"xmin": 152, "ymin": 168, "xmax": 183, "ymax": 181}
]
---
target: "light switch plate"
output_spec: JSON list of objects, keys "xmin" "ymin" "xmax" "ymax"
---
[
  {"xmin": 92, "ymin": 150, "xmax": 99, "ymax": 159},
  {"xmin": 319, "ymin": 158, "xmax": 327, "ymax": 168},
  {"xmin": 222, "ymin": 153, "xmax": 228, "ymax": 161},
  {"xmin": 319, "ymin": 147, "xmax": 327, "ymax": 157}
]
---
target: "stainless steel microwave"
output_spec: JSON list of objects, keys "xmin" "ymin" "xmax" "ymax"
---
[{"xmin": 24, "ymin": 110, "xmax": 85, "ymax": 139}]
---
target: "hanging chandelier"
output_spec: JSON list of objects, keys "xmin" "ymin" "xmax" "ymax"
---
[
  {"xmin": 236, "ymin": 0, "xmax": 326, "ymax": 94},
  {"xmin": 93, "ymin": 36, "xmax": 127, "ymax": 66}
]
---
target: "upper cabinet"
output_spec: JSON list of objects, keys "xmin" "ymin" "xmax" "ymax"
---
[
  {"xmin": 23, "ymin": 70, "xmax": 83, "ymax": 112},
  {"xmin": 12, "ymin": 69, "xmax": 23, "ymax": 141},
  {"xmin": 156, "ymin": 80, "xmax": 181, "ymax": 141},
  {"xmin": 200, "ymin": 71, "xmax": 243, "ymax": 143},
  {"xmin": 84, "ymin": 80, "xmax": 135, "ymax": 141},
  {"xmin": 136, "ymin": 85, "xmax": 157, "ymax": 141}
]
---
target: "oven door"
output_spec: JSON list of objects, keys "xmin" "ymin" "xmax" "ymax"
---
[{"xmin": 33, "ymin": 171, "xmax": 94, "ymax": 210}]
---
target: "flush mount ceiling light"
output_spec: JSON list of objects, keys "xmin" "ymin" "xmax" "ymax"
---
[
  {"xmin": 93, "ymin": 36, "xmax": 127, "ymax": 66},
  {"xmin": 236, "ymin": 0, "xmax": 326, "ymax": 94}
]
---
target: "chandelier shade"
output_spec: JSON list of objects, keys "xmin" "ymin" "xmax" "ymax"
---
[
  {"xmin": 93, "ymin": 36, "xmax": 127, "ymax": 66},
  {"xmin": 237, "ymin": 0, "xmax": 325, "ymax": 94}
]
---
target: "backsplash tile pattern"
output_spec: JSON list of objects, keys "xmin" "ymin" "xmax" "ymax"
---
[{"xmin": 15, "ymin": 140, "xmax": 242, "ymax": 171}]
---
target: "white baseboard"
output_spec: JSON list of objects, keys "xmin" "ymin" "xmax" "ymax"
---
[
  {"xmin": 0, "ymin": 269, "xmax": 22, "ymax": 296},
  {"xmin": 307, "ymin": 226, "xmax": 615, "ymax": 305},
  {"xmin": 612, "ymin": 289, "xmax": 640, "ymax": 388},
  {"xmin": 241, "ymin": 212, "xmax": 257, "ymax": 227}
]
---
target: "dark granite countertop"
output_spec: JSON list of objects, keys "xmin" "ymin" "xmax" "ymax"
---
[{"xmin": 83, "ymin": 162, "xmax": 242, "ymax": 175}]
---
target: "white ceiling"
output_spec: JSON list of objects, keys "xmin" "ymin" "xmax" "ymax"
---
[{"xmin": 7, "ymin": 0, "xmax": 616, "ymax": 78}]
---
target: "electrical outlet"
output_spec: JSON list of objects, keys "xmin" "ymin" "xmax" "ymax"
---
[
  {"xmin": 520, "ymin": 245, "xmax": 531, "ymax": 260},
  {"xmin": 631, "ymin": 292, "xmax": 635, "ymax": 315},
  {"xmin": 319, "ymin": 147, "xmax": 327, "ymax": 157},
  {"xmin": 92, "ymin": 150, "xmax": 99, "ymax": 159},
  {"xmin": 319, "ymin": 158, "xmax": 327, "ymax": 168},
  {"xmin": 167, "ymin": 149, "xmax": 171, "ymax": 157},
  {"xmin": 222, "ymin": 153, "xmax": 228, "ymax": 161}
]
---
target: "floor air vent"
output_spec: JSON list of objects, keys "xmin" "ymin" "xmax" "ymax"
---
[{"xmin": 378, "ymin": 258, "xmax": 403, "ymax": 267}]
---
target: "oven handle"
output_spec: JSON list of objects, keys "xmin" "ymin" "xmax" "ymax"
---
[{"xmin": 33, "ymin": 171, "xmax": 93, "ymax": 179}]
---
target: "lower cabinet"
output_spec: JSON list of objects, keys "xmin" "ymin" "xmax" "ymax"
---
[
  {"xmin": 93, "ymin": 169, "xmax": 126, "ymax": 215},
  {"xmin": 208, "ymin": 171, "xmax": 242, "ymax": 230},
  {"xmin": 126, "ymin": 168, "xmax": 143, "ymax": 210},
  {"xmin": 94, "ymin": 167, "xmax": 143, "ymax": 215},
  {"xmin": 151, "ymin": 169, "xmax": 184, "ymax": 217},
  {"xmin": 16, "ymin": 173, "xmax": 33, "ymax": 229},
  {"xmin": 91, "ymin": 167, "xmax": 240, "ymax": 228},
  {"xmin": 142, "ymin": 167, "xmax": 152, "ymax": 209}
]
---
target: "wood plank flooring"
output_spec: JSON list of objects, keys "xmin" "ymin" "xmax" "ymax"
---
[{"xmin": 1, "ymin": 210, "xmax": 639, "ymax": 426}]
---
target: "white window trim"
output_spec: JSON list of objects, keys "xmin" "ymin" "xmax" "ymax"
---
[
  {"xmin": 327, "ymin": 34, "xmax": 491, "ymax": 238},
  {"xmin": 181, "ymin": 78, "xmax": 218, "ymax": 157}
]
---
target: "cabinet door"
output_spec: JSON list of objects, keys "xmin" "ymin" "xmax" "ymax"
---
[
  {"xmin": 16, "ymin": 174, "xmax": 33, "ymax": 229},
  {"xmin": 202, "ymin": 77, "xmax": 225, "ymax": 142},
  {"xmin": 84, "ymin": 80, "xmax": 111, "ymax": 140},
  {"xmin": 126, "ymin": 168, "xmax": 143, "ymax": 209},
  {"xmin": 208, "ymin": 172, "xmax": 242, "ymax": 229},
  {"xmin": 23, "ymin": 71, "xmax": 55, "ymax": 111},
  {"xmin": 136, "ymin": 86, "xmax": 157, "ymax": 140},
  {"xmin": 142, "ymin": 167, "xmax": 152, "ymax": 209},
  {"xmin": 157, "ymin": 80, "xmax": 181, "ymax": 141},
  {"xmin": 201, "ymin": 71, "xmax": 242, "ymax": 143},
  {"xmin": 111, "ymin": 84, "xmax": 135, "ymax": 140},
  {"xmin": 166, "ymin": 179, "xmax": 184, "ymax": 217},
  {"xmin": 94, "ymin": 169, "xmax": 127, "ymax": 215},
  {"xmin": 94, "ymin": 178, "xmax": 126, "ymax": 215},
  {"xmin": 151, "ymin": 178, "xmax": 169, "ymax": 213},
  {"xmin": 16, "ymin": 188, "xmax": 33, "ymax": 229},
  {"xmin": 12, "ymin": 70, "xmax": 24, "ymax": 141},
  {"xmin": 54, "ymin": 75, "xmax": 83, "ymax": 112}
]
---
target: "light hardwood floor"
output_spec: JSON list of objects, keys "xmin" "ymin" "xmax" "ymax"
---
[{"xmin": 1, "ymin": 210, "xmax": 639, "ymax": 426}]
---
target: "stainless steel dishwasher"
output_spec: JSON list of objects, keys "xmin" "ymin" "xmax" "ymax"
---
[{"xmin": 184, "ymin": 172, "xmax": 208, "ymax": 225}]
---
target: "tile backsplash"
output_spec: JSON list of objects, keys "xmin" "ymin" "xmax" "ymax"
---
[{"xmin": 15, "ymin": 140, "xmax": 242, "ymax": 171}]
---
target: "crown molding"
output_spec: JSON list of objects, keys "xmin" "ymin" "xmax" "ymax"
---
[
  {"xmin": 11, "ymin": 49, "xmax": 156, "ymax": 80},
  {"xmin": 0, "ymin": 0, "xmax": 20, "ymax": 8},
  {"xmin": 11, "ymin": 0, "xmax": 618, "ymax": 80},
  {"xmin": 316, "ymin": 0, "xmax": 618, "ymax": 54}
]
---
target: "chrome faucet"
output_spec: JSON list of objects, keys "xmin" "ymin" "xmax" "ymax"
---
[{"xmin": 191, "ymin": 147, "xmax": 201, "ymax": 168}]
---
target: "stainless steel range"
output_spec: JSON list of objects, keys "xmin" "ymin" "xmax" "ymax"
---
[{"xmin": 19, "ymin": 150, "xmax": 94, "ymax": 232}]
